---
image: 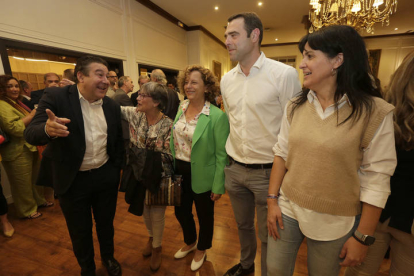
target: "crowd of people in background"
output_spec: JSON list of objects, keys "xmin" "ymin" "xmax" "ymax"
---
[{"xmin": 0, "ymin": 11, "xmax": 413, "ymax": 276}]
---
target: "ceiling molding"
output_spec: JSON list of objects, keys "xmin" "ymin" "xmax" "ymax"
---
[
  {"xmin": 187, "ymin": 26, "xmax": 226, "ymax": 49},
  {"xmin": 135, "ymin": 1, "xmax": 414, "ymax": 51},
  {"xmin": 135, "ymin": 0, "xmax": 189, "ymax": 30}
]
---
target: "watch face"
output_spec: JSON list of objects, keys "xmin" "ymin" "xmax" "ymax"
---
[{"xmin": 365, "ymin": 236, "xmax": 376, "ymax": 245}]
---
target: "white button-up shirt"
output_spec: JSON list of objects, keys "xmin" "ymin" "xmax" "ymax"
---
[
  {"xmin": 221, "ymin": 52, "xmax": 302, "ymax": 164},
  {"xmin": 78, "ymin": 88, "xmax": 109, "ymax": 171}
]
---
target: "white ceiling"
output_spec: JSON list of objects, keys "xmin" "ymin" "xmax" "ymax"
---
[{"xmin": 151, "ymin": 0, "xmax": 414, "ymax": 45}]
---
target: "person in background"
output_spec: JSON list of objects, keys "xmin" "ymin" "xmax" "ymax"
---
[
  {"xmin": 60, "ymin": 68, "xmax": 76, "ymax": 87},
  {"xmin": 172, "ymin": 65, "xmax": 229, "ymax": 271},
  {"xmin": 121, "ymin": 82, "xmax": 172, "ymax": 271},
  {"xmin": 19, "ymin": 80, "xmax": 33, "ymax": 109},
  {"xmin": 151, "ymin": 69, "xmax": 180, "ymax": 120},
  {"xmin": 131, "ymin": 75, "xmax": 150, "ymax": 106},
  {"xmin": 266, "ymin": 25, "xmax": 396, "ymax": 275},
  {"xmin": 106, "ymin": 70, "xmax": 118, "ymax": 99},
  {"xmin": 345, "ymin": 51, "xmax": 414, "ymax": 276},
  {"xmin": 0, "ymin": 75, "xmax": 50, "ymax": 219},
  {"xmin": 0, "ymin": 132, "xmax": 15, "ymax": 237},
  {"xmin": 113, "ymin": 76, "xmax": 134, "ymax": 151},
  {"xmin": 30, "ymin": 73, "xmax": 60, "ymax": 107}
]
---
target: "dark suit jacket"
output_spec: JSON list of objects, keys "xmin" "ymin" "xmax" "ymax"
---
[
  {"xmin": 113, "ymin": 89, "xmax": 133, "ymax": 140},
  {"xmin": 24, "ymin": 84, "xmax": 124, "ymax": 195},
  {"xmin": 21, "ymin": 97, "xmax": 33, "ymax": 110},
  {"xmin": 130, "ymin": 91, "xmax": 139, "ymax": 106},
  {"xmin": 30, "ymin": 89, "xmax": 45, "ymax": 107}
]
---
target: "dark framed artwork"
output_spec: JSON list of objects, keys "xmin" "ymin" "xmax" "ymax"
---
[
  {"xmin": 368, "ymin": 49, "xmax": 382, "ymax": 78},
  {"xmin": 213, "ymin": 60, "xmax": 222, "ymax": 82}
]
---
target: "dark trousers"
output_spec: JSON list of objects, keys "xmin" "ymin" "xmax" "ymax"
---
[
  {"xmin": 59, "ymin": 161, "xmax": 120, "ymax": 276},
  {"xmin": 174, "ymin": 159, "xmax": 214, "ymax": 251},
  {"xmin": 0, "ymin": 172, "xmax": 8, "ymax": 215}
]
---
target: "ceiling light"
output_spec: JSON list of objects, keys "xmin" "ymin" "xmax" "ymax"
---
[
  {"xmin": 308, "ymin": 0, "xmax": 398, "ymax": 34},
  {"xmin": 12, "ymin": 56, "xmax": 25, "ymax": 60},
  {"xmin": 215, "ymin": 6, "xmax": 218, "ymax": 10},
  {"xmin": 26, "ymin": 58, "xmax": 49, "ymax": 62},
  {"xmin": 258, "ymin": 2, "xmax": 263, "ymax": 6},
  {"xmin": 275, "ymin": 38, "xmax": 278, "ymax": 41},
  {"xmin": 394, "ymin": 28, "xmax": 398, "ymax": 30}
]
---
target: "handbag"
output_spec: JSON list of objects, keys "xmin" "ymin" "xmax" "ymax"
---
[
  {"xmin": 145, "ymin": 174, "xmax": 182, "ymax": 206},
  {"xmin": 0, "ymin": 127, "xmax": 10, "ymax": 146}
]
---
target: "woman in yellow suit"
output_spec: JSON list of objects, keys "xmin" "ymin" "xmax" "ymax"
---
[{"xmin": 0, "ymin": 75, "xmax": 49, "ymax": 219}]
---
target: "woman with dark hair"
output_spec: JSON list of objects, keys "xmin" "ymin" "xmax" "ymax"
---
[
  {"xmin": 120, "ymin": 81, "xmax": 173, "ymax": 271},
  {"xmin": 0, "ymin": 75, "xmax": 50, "ymax": 219},
  {"xmin": 345, "ymin": 51, "xmax": 414, "ymax": 276},
  {"xmin": 266, "ymin": 25, "xmax": 397, "ymax": 275},
  {"xmin": 171, "ymin": 65, "xmax": 229, "ymax": 271}
]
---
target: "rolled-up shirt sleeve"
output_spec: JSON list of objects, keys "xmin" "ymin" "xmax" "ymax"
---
[
  {"xmin": 359, "ymin": 111, "xmax": 396, "ymax": 208},
  {"xmin": 273, "ymin": 104, "xmax": 290, "ymax": 161}
]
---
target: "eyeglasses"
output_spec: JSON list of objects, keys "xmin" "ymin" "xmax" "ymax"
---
[{"xmin": 137, "ymin": 93, "xmax": 152, "ymax": 99}]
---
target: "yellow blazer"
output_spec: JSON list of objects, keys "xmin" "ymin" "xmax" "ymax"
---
[{"xmin": 0, "ymin": 100, "xmax": 36, "ymax": 161}]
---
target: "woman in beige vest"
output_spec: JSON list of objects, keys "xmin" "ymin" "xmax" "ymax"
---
[{"xmin": 266, "ymin": 25, "xmax": 397, "ymax": 275}]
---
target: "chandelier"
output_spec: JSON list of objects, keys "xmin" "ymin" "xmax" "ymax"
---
[{"xmin": 308, "ymin": 0, "xmax": 398, "ymax": 33}]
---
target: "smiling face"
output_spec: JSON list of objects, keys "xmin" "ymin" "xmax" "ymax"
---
[
  {"xmin": 107, "ymin": 71, "xmax": 118, "ymax": 87},
  {"xmin": 6, "ymin": 79, "xmax": 21, "ymax": 101},
  {"xmin": 77, "ymin": 62, "xmax": 109, "ymax": 102},
  {"xmin": 299, "ymin": 42, "xmax": 342, "ymax": 92},
  {"xmin": 184, "ymin": 71, "xmax": 206, "ymax": 103},
  {"xmin": 137, "ymin": 86, "xmax": 158, "ymax": 113},
  {"xmin": 225, "ymin": 18, "xmax": 256, "ymax": 63}
]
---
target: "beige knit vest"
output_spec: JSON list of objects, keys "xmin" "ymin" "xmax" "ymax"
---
[{"xmin": 282, "ymin": 97, "xmax": 394, "ymax": 216}]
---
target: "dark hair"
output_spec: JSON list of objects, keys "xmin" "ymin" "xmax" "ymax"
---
[
  {"xmin": 228, "ymin": 12, "xmax": 263, "ymax": 46},
  {"xmin": 294, "ymin": 25, "xmax": 382, "ymax": 125},
  {"xmin": 177, "ymin": 65, "xmax": 220, "ymax": 103},
  {"xmin": 0, "ymin": 75, "xmax": 21, "ymax": 101},
  {"xmin": 63, "ymin": 68, "xmax": 76, "ymax": 82},
  {"xmin": 141, "ymin": 82, "xmax": 168, "ymax": 112},
  {"xmin": 19, "ymin": 80, "xmax": 29, "ymax": 90},
  {"xmin": 74, "ymin": 56, "xmax": 108, "ymax": 84},
  {"xmin": 43, "ymin": 72, "xmax": 60, "ymax": 82}
]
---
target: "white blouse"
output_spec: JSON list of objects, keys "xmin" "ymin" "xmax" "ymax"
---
[{"xmin": 173, "ymin": 100, "xmax": 210, "ymax": 162}]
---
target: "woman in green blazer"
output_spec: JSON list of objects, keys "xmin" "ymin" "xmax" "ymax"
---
[
  {"xmin": 171, "ymin": 65, "xmax": 229, "ymax": 271},
  {"xmin": 0, "ymin": 75, "xmax": 48, "ymax": 219}
]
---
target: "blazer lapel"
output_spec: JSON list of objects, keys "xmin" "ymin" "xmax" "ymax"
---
[
  {"xmin": 192, "ymin": 114, "xmax": 210, "ymax": 147},
  {"xmin": 68, "ymin": 85, "xmax": 85, "ymax": 138}
]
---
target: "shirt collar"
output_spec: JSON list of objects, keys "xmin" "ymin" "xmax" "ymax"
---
[
  {"xmin": 77, "ymin": 86, "xmax": 103, "ymax": 106},
  {"xmin": 307, "ymin": 90, "xmax": 351, "ymax": 106},
  {"xmin": 236, "ymin": 51, "xmax": 266, "ymax": 74},
  {"xmin": 180, "ymin": 100, "xmax": 211, "ymax": 116}
]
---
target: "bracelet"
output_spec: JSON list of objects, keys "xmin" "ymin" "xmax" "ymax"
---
[{"xmin": 267, "ymin": 193, "xmax": 279, "ymax": 200}]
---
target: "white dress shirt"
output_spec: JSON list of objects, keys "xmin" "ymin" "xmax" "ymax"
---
[
  {"xmin": 221, "ymin": 52, "xmax": 302, "ymax": 164},
  {"xmin": 78, "ymin": 89, "xmax": 109, "ymax": 171},
  {"xmin": 273, "ymin": 91, "xmax": 396, "ymax": 240}
]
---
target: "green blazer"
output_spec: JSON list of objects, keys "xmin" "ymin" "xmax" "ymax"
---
[
  {"xmin": 170, "ymin": 103, "xmax": 229, "ymax": 194},
  {"xmin": 0, "ymin": 100, "xmax": 36, "ymax": 161}
]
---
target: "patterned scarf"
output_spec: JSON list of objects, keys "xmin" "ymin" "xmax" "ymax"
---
[{"xmin": 3, "ymin": 96, "xmax": 31, "ymax": 115}]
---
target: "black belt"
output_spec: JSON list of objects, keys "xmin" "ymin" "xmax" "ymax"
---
[{"xmin": 230, "ymin": 157, "xmax": 273, "ymax": 169}]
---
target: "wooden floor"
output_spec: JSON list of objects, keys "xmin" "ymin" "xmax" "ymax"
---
[{"xmin": 0, "ymin": 193, "xmax": 391, "ymax": 276}]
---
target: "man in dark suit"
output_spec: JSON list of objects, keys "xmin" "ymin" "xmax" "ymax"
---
[
  {"xmin": 18, "ymin": 80, "xmax": 33, "ymax": 109},
  {"xmin": 30, "ymin": 72, "xmax": 60, "ymax": 108},
  {"xmin": 24, "ymin": 56, "xmax": 124, "ymax": 276},
  {"xmin": 113, "ymin": 76, "xmax": 133, "ymax": 149}
]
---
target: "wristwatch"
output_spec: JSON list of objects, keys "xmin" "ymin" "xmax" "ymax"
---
[{"xmin": 352, "ymin": 229, "xmax": 376, "ymax": 246}]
